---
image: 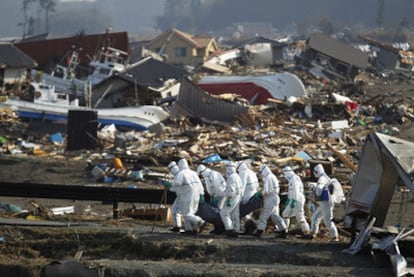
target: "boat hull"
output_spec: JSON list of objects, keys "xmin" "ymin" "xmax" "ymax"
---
[
  {"xmin": 1, "ymin": 99, "xmax": 169, "ymax": 131},
  {"xmin": 197, "ymin": 72, "xmax": 307, "ymax": 105}
]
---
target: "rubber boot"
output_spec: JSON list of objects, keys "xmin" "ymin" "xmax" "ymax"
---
[
  {"xmin": 276, "ymin": 230, "xmax": 287, "ymax": 239},
  {"xmin": 226, "ymin": 230, "xmax": 239, "ymax": 238},
  {"xmin": 253, "ymin": 229, "xmax": 263, "ymax": 238}
]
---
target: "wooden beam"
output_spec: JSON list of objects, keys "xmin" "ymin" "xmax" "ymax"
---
[{"xmin": 327, "ymin": 143, "xmax": 358, "ymax": 172}]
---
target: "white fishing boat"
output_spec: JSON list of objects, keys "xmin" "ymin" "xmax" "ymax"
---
[
  {"xmin": 0, "ymin": 82, "xmax": 169, "ymax": 131},
  {"xmin": 31, "ymin": 44, "xmax": 129, "ymax": 96}
]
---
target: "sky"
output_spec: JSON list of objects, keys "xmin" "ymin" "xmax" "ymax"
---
[
  {"xmin": 0, "ymin": 0, "xmax": 166, "ymax": 39},
  {"xmin": 1, "ymin": 0, "xmax": 413, "ymax": 41}
]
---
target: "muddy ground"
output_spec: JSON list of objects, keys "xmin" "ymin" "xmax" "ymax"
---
[{"xmin": 0, "ymin": 144, "xmax": 412, "ymax": 276}]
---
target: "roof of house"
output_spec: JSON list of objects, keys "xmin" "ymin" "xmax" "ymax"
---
[
  {"xmin": 149, "ymin": 28, "xmax": 216, "ymax": 49},
  {"xmin": 307, "ymin": 32, "xmax": 369, "ymax": 69},
  {"xmin": 193, "ymin": 36, "xmax": 215, "ymax": 48},
  {"xmin": 0, "ymin": 43, "xmax": 37, "ymax": 68},
  {"xmin": 234, "ymin": 36, "xmax": 286, "ymax": 48},
  {"xmin": 104, "ymin": 56, "xmax": 189, "ymax": 88}
]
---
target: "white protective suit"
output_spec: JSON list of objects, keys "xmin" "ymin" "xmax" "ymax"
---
[
  {"xmin": 219, "ymin": 161, "xmax": 243, "ymax": 234},
  {"xmin": 310, "ymin": 164, "xmax": 338, "ymax": 240},
  {"xmin": 256, "ymin": 165, "xmax": 287, "ymax": 233},
  {"xmin": 173, "ymin": 159, "xmax": 205, "ymax": 232},
  {"xmin": 197, "ymin": 164, "xmax": 227, "ymax": 209},
  {"xmin": 168, "ymin": 161, "xmax": 182, "ymax": 230},
  {"xmin": 237, "ymin": 161, "xmax": 259, "ymax": 204},
  {"xmin": 237, "ymin": 161, "xmax": 259, "ymax": 225},
  {"xmin": 281, "ymin": 166, "xmax": 310, "ymax": 234}
]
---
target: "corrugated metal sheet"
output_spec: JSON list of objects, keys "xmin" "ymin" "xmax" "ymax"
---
[{"xmin": 170, "ymin": 78, "xmax": 248, "ymax": 123}]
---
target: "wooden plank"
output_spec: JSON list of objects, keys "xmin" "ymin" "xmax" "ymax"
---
[{"xmin": 327, "ymin": 143, "xmax": 358, "ymax": 172}]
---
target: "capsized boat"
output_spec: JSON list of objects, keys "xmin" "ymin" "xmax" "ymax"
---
[
  {"xmin": 0, "ymin": 82, "xmax": 169, "ymax": 131},
  {"xmin": 197, "ymin": 72, "xmax": 307, "ymax": 105}
]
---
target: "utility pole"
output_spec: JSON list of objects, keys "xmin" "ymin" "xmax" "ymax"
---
[{"xmin": 376, "ymin": 0, "xmax": 385, "ymax": 29}]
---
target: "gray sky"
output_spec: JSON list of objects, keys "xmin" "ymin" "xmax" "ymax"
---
[
  {"xmin": 0, "ymin": 0, "xmax": 166, "ymax": 39},
  {"xmin": 1, "ymin": 0, "xmax": 413, "ymax": 40}
]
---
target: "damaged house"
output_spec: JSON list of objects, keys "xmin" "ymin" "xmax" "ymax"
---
[
  {"xmin": 234, "ymin": 35, "xmax": 287, "ymax": 67},
  {"xmin": 90, "ymin": 56, "xmax": 189, "ymax": 108},
  {"xmin": 297, "ymin": 32, "xmax": 370, "ymax": 81},
  {"xmin": 0, "ymin": 43, "xmax": 37, "ymax": 91},
  {"xmin": 202, "ymin": 36, "xmax": 287, "ymax": 73},
  {"xmin": 359, "ymin": 36, "xmax": 414, "ymax": 72}
]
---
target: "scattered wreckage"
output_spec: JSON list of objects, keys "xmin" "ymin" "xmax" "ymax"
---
[
  {"xmin": 343, "ymin": 132, "xmax": 414, "ymax": 276},
  {"xmin": 1, "ymin": 29, "xmax": 414, "ymax": 276}
]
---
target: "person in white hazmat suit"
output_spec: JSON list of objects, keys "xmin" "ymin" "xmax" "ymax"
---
[
  {"xmin": 219, "ymin": 161, "xmax": 243, "ymax": 238},
  {"xmin": 237, "ymin": 161, "xmax": 260, "ymax": 205},
  {"xmin": 236, "ymin": 160, "xmax": 260, "ymax": 231},
  {"xmin": 253, "ymin": 165, "xmax": 287, "ymax": 238},
  {"xmin": 310, "ymin": 164, "xmax": 343, "ymax": 241},
  {"xmin": 197, "ymin": 164, "xmax": 227, "ymax": 209},
  {"xmin": 281, "ymin": 166, "xmax": 310, "ymax": 236},
  {"xmin": 173, "ymin": 158, "xmax": 207, "ymax": 234},
  {"xmin": 167, "ymin": 161, "xmax": 183, "ymax": 232}
]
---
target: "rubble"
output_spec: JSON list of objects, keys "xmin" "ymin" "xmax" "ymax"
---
[{"xmin": 1, "ymin": 29, "xmax": 414, "ymax": 275}]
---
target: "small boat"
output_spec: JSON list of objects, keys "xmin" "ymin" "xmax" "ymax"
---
[{"xmin": 0, "ymin": 82, "xmax": 169, "ymax": 131}]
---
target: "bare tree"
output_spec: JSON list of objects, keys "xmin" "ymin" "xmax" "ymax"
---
[
  {"xmin": 39, "ymin": 0, "xmax": 56, "ymax": 33},
  {"xmin": 27, "ymin": 16, "xmax": 35, "ymax": 36},
  {"xmin": 376, "ymin": 0, "xmax": 385, "ymax": 28},
  {"xmin": 21, "ymin": 0, "xmax": 36, "ymax": 38}
]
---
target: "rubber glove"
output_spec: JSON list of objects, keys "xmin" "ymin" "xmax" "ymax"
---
[
  {"xmin": 161, "ymin": 180, "xmax": 172, "ymax": 188},
  {"xmin": 226, "ymin": 198, "xmax": 233, "ymax": 207},
  {"xmin": 210, "ymin": 196, "xmax": 218, "ymax": 206},
  {"xmin": 290, "ymin": 199, "xmax": 296, "ymax": 209},
  {"xmin": 199, "ymin": 195, "xmax": 205, "ymax": 204},
  {"xmin": 285, "ymin": 198, "xmax": 291, "ymax": 206}
]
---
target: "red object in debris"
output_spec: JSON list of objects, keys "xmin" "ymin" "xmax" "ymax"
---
[
  {"xmin": 345, "ymin": 101, "xmax": 359, "ymax": 112},
  {"xmin": 197, "ymin": 73, "xmax": 307, "ymax": 106}
]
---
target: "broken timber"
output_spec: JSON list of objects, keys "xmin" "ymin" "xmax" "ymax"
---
[{"xmin": 327, "ymin": 143, "xmax": 358, "ymax": 172}]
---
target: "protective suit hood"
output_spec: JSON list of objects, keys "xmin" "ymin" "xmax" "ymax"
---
[
  {"xmin": 237, "ymin": 161, "xmax": 248, "ymax": 172},
  {"xmin": 168, "ymin": 161, "xmax": 179, "ymax": 176},
  {"xmin": 168, "ymin": 161, "xmax": 177, "ymax": 170},
  {"xmin": 202, "ymin": 167, "xmax": 212, "ymax": 178},
  {"xmin": 282, "ymin": 166, "xmax": 294, "ymax": 180},
  {"xmin": 226, "ymin": 161, "xmax": 236, "ymax": 175},
  {"xmin": 313, "ymin": 164, "xmax": 325, "ymax": 178},
  {"xmin": 197, "ymin": 164, "xmax": 207, "ymax": 175},
  {"xmin": 259, "ymin": 165, "xmax": 271, "ymax": 177},
  {"xmin": 178, "ymin": 158, "xmax": 189, "ymax": 170}
]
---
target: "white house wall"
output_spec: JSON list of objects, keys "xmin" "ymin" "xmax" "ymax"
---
[{"xmin": 4, "ymin": 68, "xmax": 26, "ymax": 84}]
